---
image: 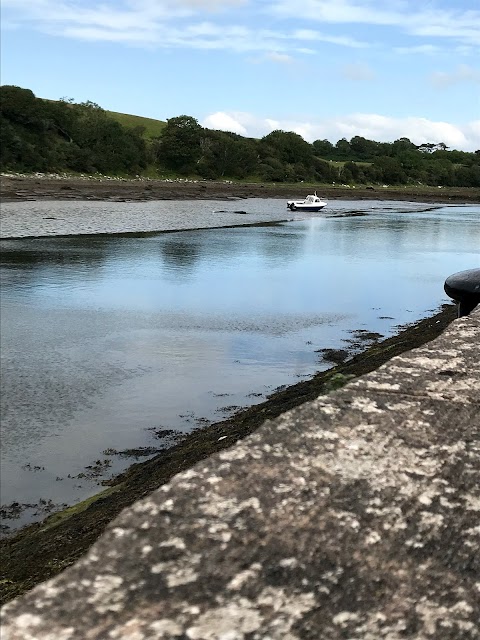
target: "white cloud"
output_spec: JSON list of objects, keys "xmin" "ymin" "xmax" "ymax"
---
[
  {"xmin": 248, "ymin": 49, "xmax": 299, "ymax": 64},
  {"xmin": 394, "ymin": 44, "xmax": 439, "ymax": 55},
  {"xmin": 2, "ymin": 0, "xmax": 191, "ymax": 32},
  {"xmin": 265, "ymin": 51, "xmax": 294, "ymax": 64},
  {"xmin": 201, "ymin": 110, "xmax": 480, "ymax": 151},
  {"xmin": 0, "ymin": 0, "xmax": 369, "ymax": 50},
  {"xmin": 293, "ymin": 29, "xmax": 317, "ymax": 40},
  {"xmin": 268, "ymin": 0, "xmax": 480, "ymax": 47},
  {"xmin": 3, "ymin": 0, "xmax": 246, "ymax": 16},
  {"xmin": 410, "ymin": 22, "xmax": 480, "ymax": 46},
  {"xmin": 3, "ymin": 0, "xmax": 480, "ymax": 54},
  {"xmin": 429, "ymin": 64, "xmax": 480, "ymax": 88},
  {"xmin": 270, "ymin": 0, "xmax": 403, "ymax": 26},
  {"xmin": 180, "ymin": 0, "xmax": 247, "ymax": 9},
  {"xmin": 331, "ymin": 114, "xmax": 473, "ymax": 150},
  {"xmin": 341, "ymin": 62, "xmax": 375, "ymax": 81},
  {"xmin": 463, "ymin": 120, "xmax": 480, "ymax": 146},
  {"xmin": 201, "ymin": 111, "xmax": 275, "ymax": 137},
  {"xmin": 61, "ymin": 26, "xmax": 158, "ymax": 43},
  {"xmin": 292, "ymin": 28, "xmax": 369, "ymax": 48},
  {"xmin": 203, "ymin": 111, "xmax": 247, "ymax": 134},
  {"xmin": 50, "ymin": 20, "xmax": 288, "ymax": 52}
]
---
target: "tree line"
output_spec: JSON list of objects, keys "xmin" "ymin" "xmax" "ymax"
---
[{"xmin": 1, "ymin": 85, "xmax": 479, "ymax": 187}]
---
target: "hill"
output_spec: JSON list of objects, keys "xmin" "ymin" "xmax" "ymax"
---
[
  {"xmin": 1, "ymin": 85, "xmax": 479, "ymax": 186},
  {"xmin": 106, "ymin": 110, "xmax": 166, "ymax": 139}
]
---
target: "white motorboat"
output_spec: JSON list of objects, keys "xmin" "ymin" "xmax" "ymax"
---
[{"xmin": 287, "ymin": 192, "xmax": 327, "ymax": 212}]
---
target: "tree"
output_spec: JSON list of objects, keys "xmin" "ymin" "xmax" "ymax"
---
[
  {"xmin": 455, "ymin": 164, "xmax": 480, "ymax": 187},
  {"xmin": 312, "ymin": 157, "xmax": 337, "ymax": 182},
  {"xmin": 0, "ymin": 86, "xmax": 43, "ymax": 128},
  {"xmin": 312, "ymin": 139, "xmax": 335, "ymax": 158},
  {"xmin": 373, "ymin": 156, "xmax": 407, "ymax": 184},
  {"xmin": 418, "ymin": 143, "xmax": 436, "ymax": 154},
  {"xmin": 426, "ymin": 158, "xmax": 454, "ymax": 186},
  {"xmin": 198, "ymin": 130, "xmax": 257, "ymax": 179},
  {"xmin": 260, "ymin": 130, "xmax": 313, "ymax": 166},
  {"xmin": 398, "ymin": 151, "xmax": 423, "ymax": 172},
  {"xmin": 349, "ymin": 136, "xmax": 377, "ymax": 160},
  {"xmin": 258, "ymin": 157, "xmax": 287, "ymax": 182},
  {"xmin": 342, "ymin": 161, "xmax": 361, "ymax": 182},
  {"xmin": 156, "ymin": 115, "xmax": 203, "ymax": 173},
  {"xmin": 391, "ymin": 137, "xmax": 417, "ymax": 156},
  {"xmin": 64, "ymin": 101, "xmax": 147, "ymax": 173},
  {"xmin": 2, "ymin": 84, "xmax": 479, "ymax": 185},
  {"xmin": 334, "ymin": 138, "xmax": 351, "ymax": 159},
  {"xmin": 0, "ymin": 86, "xmax": 56, "ymax": 169}
]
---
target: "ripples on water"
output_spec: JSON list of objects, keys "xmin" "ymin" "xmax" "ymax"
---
[{"xmin": 1, "ymin": 199, "xmax": 479, "ymax": 530}]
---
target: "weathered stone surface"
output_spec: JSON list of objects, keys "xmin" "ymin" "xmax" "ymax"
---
[{"xmin": 2, "ymin": 310, "xmax": 479, "ymax": 640}]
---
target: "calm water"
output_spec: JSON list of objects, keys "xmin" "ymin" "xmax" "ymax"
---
[{"xmin": 1, "ymin": 200, "xmax": 479, "ymax": 530}]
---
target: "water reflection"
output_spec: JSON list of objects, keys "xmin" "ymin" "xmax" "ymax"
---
[
  {"xmin": 160, "ymin": 238, "xmax": 203, "ymax": 273},
  {"xmin": 1, "ymin": 203, "xmax": 479, "ymax": 529}
]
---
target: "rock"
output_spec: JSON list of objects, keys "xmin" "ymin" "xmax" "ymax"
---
[{"xmin": 316, "ymin": 348, "xmax": 350, "ymax": 363}]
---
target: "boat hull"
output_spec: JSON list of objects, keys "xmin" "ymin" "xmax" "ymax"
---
[
  {"xmin": 290, "ymin": 205, "xmax": 326, "ymax": 212},
  {"xmin": 287, "ymin": 194, "xmax": 327, "ymax": 212},
  {"xmin": 287, "ymin": 202, "xmax": 327, "ymax": 212}
]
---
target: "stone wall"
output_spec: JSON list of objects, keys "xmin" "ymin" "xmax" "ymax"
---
[{"xmin": 2, "ymin": 309, "xmax": 479, "ymax": 640}]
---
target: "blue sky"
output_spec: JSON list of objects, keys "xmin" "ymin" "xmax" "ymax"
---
[{"xmin": 1, "ymin": 0, "xmax": 479, "ymax": 150}]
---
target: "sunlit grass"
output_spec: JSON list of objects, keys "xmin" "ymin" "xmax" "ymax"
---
[{"xmin": 107, "ymin": 110, "xmax": 166, "ymax": 139}]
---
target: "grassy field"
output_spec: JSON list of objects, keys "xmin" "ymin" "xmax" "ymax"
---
[
  {"xmin": 106, "ymin": 110, "xmax": 166, "ymax": 138},
  {"xmin": 326, "ymin": 160, "xmax": 373, "ymax": 167}
]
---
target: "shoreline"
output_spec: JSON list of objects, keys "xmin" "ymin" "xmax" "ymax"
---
[
  {"xmin": 2, "ymin": 175, "xmax": 477, "ymax": 241},
  {"xmin": 0, "ymin": 182, "xmax": 472, "ymax": 602},
  {"xmin": 0, "ymin": 302, "xmax": 458, "ymax": 605},
  {"xmin": 2, "ymin": 174, "xmax": 480, "ymax": 204}
]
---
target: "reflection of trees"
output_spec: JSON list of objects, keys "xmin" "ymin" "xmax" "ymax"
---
[
  {"xmin": 0, "ymin": 237, "xmax": 112, "ymax": 288},
  {"xmin": 159, "ymin": 238, "xmax": 203, "ymax": 273},
  {"xmin": 157, "ymin": 223, "xmax": 305, "ymax": 276},
  {"xmin": 1, "ymin": 237, "xmax": 111, "ymax": 267},
  {"xmin": 3, "ymin": 213, "xmax": 465, "ymax": 299}
]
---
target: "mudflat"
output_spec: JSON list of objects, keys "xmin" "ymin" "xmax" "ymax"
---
[{"xmin": 2, "ymin": 174, "xmax": 480, "ymax": 203}]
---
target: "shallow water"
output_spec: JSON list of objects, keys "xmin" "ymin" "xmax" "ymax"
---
[{"xmin": 1, "ymin": 199, "xmax": 479, "ymax": 530}]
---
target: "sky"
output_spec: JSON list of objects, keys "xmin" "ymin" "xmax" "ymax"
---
[{"xmin": 1, "ymin": 0, "xmax": 480, "ymax": 151}]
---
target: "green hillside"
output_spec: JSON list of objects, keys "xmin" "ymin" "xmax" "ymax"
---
[
  {"xmin": 106, "ymin": 110, "xmax": 166, "ymax": 138},
  {"xmin": 1, "ymin": 85, "xmax": 479, "ymax": 186}
]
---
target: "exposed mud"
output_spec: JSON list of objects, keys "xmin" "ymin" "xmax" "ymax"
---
[
  {"xmin": 0, "ymin": 303, "xmax": 458, "ymax": 605},
  {"xmin": 2, "ymin": 174, "xmax": 479, "ymax": 204}
]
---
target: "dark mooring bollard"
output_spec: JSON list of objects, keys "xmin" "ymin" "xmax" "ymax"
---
[{"xmin": 444, "ymin": 268, "xmax": 480, "ymax": 317}]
